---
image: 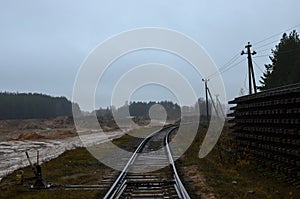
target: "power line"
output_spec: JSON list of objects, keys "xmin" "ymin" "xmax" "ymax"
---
[
  {"xmin": 277, "ymin": 47, "xmax": 300, "ymax": 55},
  {"xmin": 207, "ymin": 57, "xmax": 244, "ymax": 78},
  {"xmin": 220, "ymin": 58, "xmax": 246, "ymax": 74},
  {"xmin": 253, "ymin": 60, "xmax": 264, "ymax": 73},
  {"xmin": 253, "ymin": 54, "xmax": 270, "ymax": 58},
  {"xmin": 209, "ymin": 58, "xmax": 246, "ymax": 79},
  {"xmin": 219, "ymin": 52, "xmax": 241, "ymax": 70},
  {"xmin": 243, "ymin": 73, "xmax": 248, "ymax": 91},
  {"xmin": 256, "ymin": 48, "xmax": 272, "ymax": 54},
  {"xmin": 253, "ymin": 24, "xmax": 300, "ymax": 46},
  {"xmin": 254, "ymin": 47, "xmax": 300, "ymax": 59},
  {"xmin": 252, "ymin": 47, "xmax": 300, "ymax": 76},
  {"xmin": 207, "ymin": 52, "xmax": 241, "ymax": 78},
  {"xmin": 202, "ymin": 78, "xmax": 209, "ymax": 124},
  {"xmin": 255, "ymin": 39, "xmax": 280, "ymax": 50},
  {"xmin": 206, "ymin": 24, "xmax": 300, "ymax": 82}
]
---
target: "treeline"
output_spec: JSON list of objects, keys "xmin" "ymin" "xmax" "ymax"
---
[
  {"xmin": 96, "ymin": 101, "xmax": 181, "ymax": 120},
  {"xmin": 0, "ymin": 92, "xmax": 79, "ymax": 120},
  {"xmin": 129, "ymin": 101, "xmax": 180, "ymax": 119},
  {"xmin": 259, "ymin": 30, "xmax": 300, "ymax": 90},
  {"xmin": 96, "ymin": 99, "xmax": 212, "ymax": 120}
]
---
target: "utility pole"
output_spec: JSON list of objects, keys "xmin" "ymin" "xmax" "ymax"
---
[
  {"xmin": 202, "ymin": 78, "xmax": 209, "ymax": 125},
  {"xmin": 241, "ymin": 42, "xmax": 257, "ymax": 94},
  {"xmin": 215, "ymin": 94, "xmax": 219, "ymax": 114},
  {"xmin": 207, "ymin": 86, "xmax": 219, "ymax": 118},
  {"xmin": 215, "ymin": 94, "xmax": 225, "ymax": 118}
]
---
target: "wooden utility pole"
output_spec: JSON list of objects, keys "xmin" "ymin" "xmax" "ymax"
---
[
  {"xmin": 207, "ymin": 86, "xmax": 219, "ymax": 117},
  {"xmin": 215, "ymin": 94, "xmax": 225, "ymax": 117},
  {"xmin": 241, "ymin": 42, "xmax": 257, "ymax": 94},
  {"xmin": 202, "ymin": 78, "xmax": 209, "ymax": 125},
  {"xmin": 215, "ymin": 94, "xmax": 219, "ymax": 114}
]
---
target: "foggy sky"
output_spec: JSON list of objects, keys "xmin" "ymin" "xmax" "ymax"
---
[{"xmin": 1, "ymin": 0, "xmax": 299, "ymax": 110}]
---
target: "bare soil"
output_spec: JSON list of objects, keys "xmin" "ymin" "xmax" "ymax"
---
[
  {"xmin": 0, "ymin": 117, "xmax": 75, "ymax": 141},
  {"xmin": 181, "ymin": 165, "xmax": 217, "ymax": 199}
]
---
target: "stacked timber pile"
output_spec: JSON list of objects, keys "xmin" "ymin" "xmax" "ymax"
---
[{"xmin": 229, "ymin": 83, "xmax": 300, "ymax": 186}]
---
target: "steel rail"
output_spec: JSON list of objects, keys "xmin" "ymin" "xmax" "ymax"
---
[
  {"xmin": 103, "ymin": 125, "xmax": 175, "ymax": 199},
  {"xmin": 165, "ymin": 126, "xmax": 191, "ymax": 199}
]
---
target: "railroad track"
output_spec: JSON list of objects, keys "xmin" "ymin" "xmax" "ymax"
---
[{"xmin": 103, "ymin": 125, "xmax": 190, "ymax": 199}]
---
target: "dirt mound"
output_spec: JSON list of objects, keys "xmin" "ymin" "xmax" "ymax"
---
[
  {"xmin": 0, "ymin": 117, "xmax": 74, "ymax": 132},
  {"xmin": 0, "ymin": 119, "xmax": 47, "ymax": 131},
  {"xmin": 20, "ymin": 122, "xmax": 46, "ymax": 130},
  {"xmin": 0, "ymin": 120, "xmax": 10, "ymax": 129},
  {"xmin": 51, "ymin": 130, "xmax": 76, "ymax": 139},
  {"xmin": 15, "ymin": 132, "xmax": 45, "ymax": 141}
]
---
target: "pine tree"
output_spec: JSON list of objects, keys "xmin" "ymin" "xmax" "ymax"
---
[{"xmin": 259, "ymin": 30, "xmax": 300, "ymax": 90}]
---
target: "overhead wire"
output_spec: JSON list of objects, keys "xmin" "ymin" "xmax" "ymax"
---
[
  {"xmin": 219, "ymin": 52, "xmax": 241, "ymax": 70},
  {"xmin": 253, "ymin": 54, "xmax": 270, "ymax": 58},
  {"xmin": 256, "ymin": 48, "xmax": 272, "ymax": 54},
  {"xmin": 243, "ymin": 72, "xmax": 248, "ymax": 92},
  {"xmin": 255, "ymin": 39, "xmax": 280, "ymax": 50},
  {"xmin": 253, "ymin": 24, "xmax": 300, "ymax": 59},
  {"xmin": 276, "ymin": 47, "xmax": 300, "ymax": 55},
  {"xmin": 206, "ymin": 52, "xmax": 241, "ymax": 78},
  {"xmin": 252, "ymin": 24, "xmax": 300, "ymax": 61},
  {"xmin": 253, "ymin": 60, "xmax": 264, "ymax": 74},
  {"xmin": 220, "ymin": 58, "xmax": 246, "ymax": 74},
  {"xmin": 205, "ymin": 23, "xmax": 300, "ymax": 81},
  {"xmin": 253, "ymin": 24, "xmax": 300, "ymax": 46},
  {"xmin": 254, "ymin": 47, "xmax": 300, "ymax": 59},
  {"xmin": 208, "ymin": 58, "xmax": 247, "ymax": 79}
]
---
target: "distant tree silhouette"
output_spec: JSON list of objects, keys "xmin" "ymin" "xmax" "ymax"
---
[
  {"xmin": 0, "ymin": 92, "xmax": 80, "ymax": 120},
  {"xmin": 95, "ymin": 98, "xmax": 214, "ymax": 120},
  {"xmin": 128, "ymin": 101, "xmax": 181, "ymax": 120},
  {"xmin": 259, "ymin": 30, "xmax": 300, "ymax": 90}
]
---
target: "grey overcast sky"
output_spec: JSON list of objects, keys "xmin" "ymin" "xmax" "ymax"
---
[{"xmin": 1, "ymin": 0, "xmax": 300, "ymax": 109}]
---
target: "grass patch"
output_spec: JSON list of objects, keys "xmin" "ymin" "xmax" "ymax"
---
[
  {"xmin": 2, "ymin": 124, "xmax": 297, "ymax": 199},
  {"xmin": 177, "ymin": 123, "xmax": 299, "ymax": 199},
  {"xmin": 0, "ymin": 148, "xmax": 114, "ymax": 199},
  {"xmin": 0, "ymin": 127, "xmax": 160, "ymax": 199}
]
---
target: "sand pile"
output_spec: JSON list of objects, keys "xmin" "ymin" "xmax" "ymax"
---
[
  {"xmin": 50, "ymin": 130, "xmax": 76, "ymax": 139},
  {"xmin": 15, "ymin": 132, "xmax": 45, "ymax": 141}
]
